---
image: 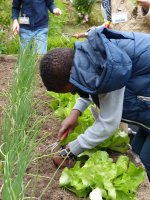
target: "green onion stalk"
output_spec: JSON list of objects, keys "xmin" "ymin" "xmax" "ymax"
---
[{"xmin": 0, "ymin": 46, "xmax": 42, "ymax": 200}]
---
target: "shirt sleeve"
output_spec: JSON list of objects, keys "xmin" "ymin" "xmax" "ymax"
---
[
  {"xmin": 12, "ymin": 0, "xmax": 22, "ymax": 20},
  {"xmin": 73, "ymin": 97, "xmax": 92, "ymax": 113},
  {"xmin": 45, "ymin": 0, "xmax": 56, "ymax": 13},
  {"xmin": 69, "ymin": 87, "xmax": 125, "ymax": 156}
]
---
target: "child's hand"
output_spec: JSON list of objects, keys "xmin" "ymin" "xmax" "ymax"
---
[
  {"xmin": 53, "ymin": 8, "xmax": 62, "ymax": 16},
  {"xmin": 57, "ymin": 110, "xmax": 80, "ymax": 140},
  {"xmin": 12, "ymin": 19, "xmax": 19, "ymax": 34}
]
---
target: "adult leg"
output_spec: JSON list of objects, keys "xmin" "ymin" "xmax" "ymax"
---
[
  {"xmin": 132, "ymin": 128, "xmax": 150, "ymax": 181},
  {"xmin": 19, "ymin": 28, "xmax": 33, "ymax": 52},
  {"xmin": 131, "ymin": 128, "xmax": 147, "ymax": 155},
  {"xmin": 139, "ymin": 133, "xmax": 150, "ymax": 181},
  {"xmin": 34, "ymin": 28, "xmax": 48, "ymax": 54}
]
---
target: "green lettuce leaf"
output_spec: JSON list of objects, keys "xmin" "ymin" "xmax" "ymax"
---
[
  {"xmin": 60, "ymin": 151, "xmax": 145, "ymax": 199},
  {"xmin": 99, "ymin": 129, "xmax": 130, "ymax": 153}
]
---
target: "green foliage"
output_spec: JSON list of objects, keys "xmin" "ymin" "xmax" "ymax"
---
[
  {"xmin": 97, "ymin": 129, "xmax": 130, "ymax": 153},
  {"xmin": 0, "ymin": 0, "xmax": 11, "ymax": 30},
  {"xmin": 47, "ymin": 0, "xmax": 76, "ymax": 50},
  {"xmin": 0, "ymin": 34, "xmax": 20, "ymax": 54},
  {"xmin": 60, "ymin": 151, "xmax": 145, "ymax": 199},
  {"xmin": 0, "ymin": 0, "xmax": 12, "ymax": 54},
  {"xmin": 72, "ymin": 0, "xmax": 96, "ymax": 23},
  {"xmin": 48, "ymin": 0, "xmax": 69, "ymax": 36},
  {"xmin": 48, "ymin": 92, "xmax": 79, "ymax": 119},
  {"xmin": 48, "ymin": 35, "xmax": 76, "ymax": 50},
  {"xmin": 0, "ymin": 31, "xmax": 8, "ymax": 54},
  {"xmin": 130, "ymin": 0, "xmax": 137, "ymax": 6}
]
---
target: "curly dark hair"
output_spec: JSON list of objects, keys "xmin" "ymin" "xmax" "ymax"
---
[{"xmin": 39, "ymin": 48, "xmax": 74, "ymax": 92}]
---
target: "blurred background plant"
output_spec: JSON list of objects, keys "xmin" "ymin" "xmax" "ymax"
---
[
  {"xmin": 0, "ymin": 0, "xmax": 12, "ymax": 54},
  {"xmin": 0, "ymin": 0, "xmax": 11, "ymax": 29},
  {"xmin": 71, "ymin": 0, "xmax": 96, "ymax": 23}
]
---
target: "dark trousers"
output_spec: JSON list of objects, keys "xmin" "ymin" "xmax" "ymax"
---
[{"xmin": 131, "ymin": 128, "xmax": 150, "ymax": 181}]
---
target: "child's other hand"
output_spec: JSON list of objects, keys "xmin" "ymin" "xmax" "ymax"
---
[
  {"xmin": 53, "ymin": 8, "xmax": 62, "ymax": 16},
  {"xmin": 12, "ymin": 19, "xmax": 19, "ymax": 34}
]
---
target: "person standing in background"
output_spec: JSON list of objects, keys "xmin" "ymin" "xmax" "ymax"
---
[{"xmin": 12, "ymin": 0, "xmax": 62, "ymax": 54}]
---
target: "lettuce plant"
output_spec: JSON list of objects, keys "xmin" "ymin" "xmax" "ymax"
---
[{"xmin": 60, "ymin": 151, "xmax": 145, "ymax": 199}]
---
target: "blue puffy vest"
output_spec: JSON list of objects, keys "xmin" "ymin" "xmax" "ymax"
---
[{"xmin": 70, "ymin": 27, "xmax": 150, "ymax": 131}]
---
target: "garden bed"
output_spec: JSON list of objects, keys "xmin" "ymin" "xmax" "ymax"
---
[{"xmin": 0, "ymin": 55, "xmax": 150, "ymax": 199}]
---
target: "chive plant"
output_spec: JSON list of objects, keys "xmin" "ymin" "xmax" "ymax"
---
[{"xmin": 1, "ymin": 48, "xmax": 41, "ymax": 200}]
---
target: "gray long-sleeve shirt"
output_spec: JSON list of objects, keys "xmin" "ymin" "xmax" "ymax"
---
[{"xmin": 69, "ymin": 87, "xmax": 125, "ymax": 156}]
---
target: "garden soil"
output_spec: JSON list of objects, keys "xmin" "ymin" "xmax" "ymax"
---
[{"xmin": 0, "ymin": 56, "xmax": 150, "ymax": 200}]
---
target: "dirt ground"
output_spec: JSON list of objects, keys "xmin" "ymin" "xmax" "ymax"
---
[{"xmin": 0, "ymin": 56, "xmax": 150, "ymax": 200}]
